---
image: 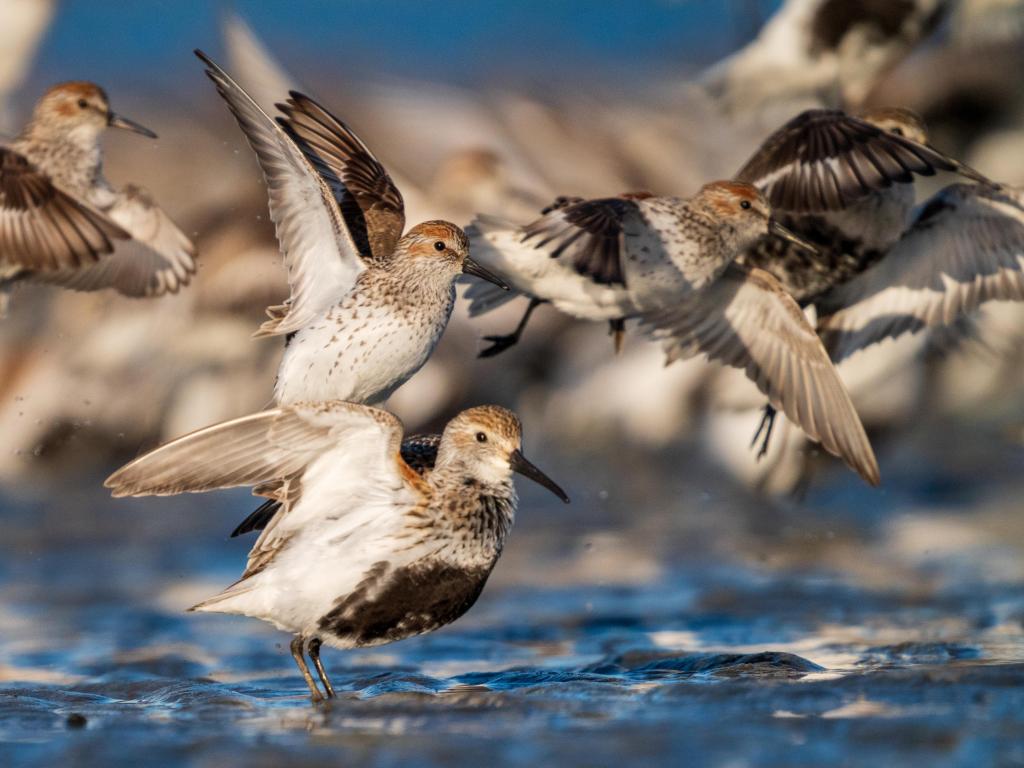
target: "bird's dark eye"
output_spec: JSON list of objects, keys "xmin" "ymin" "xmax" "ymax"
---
[
  {"xmin": 475, "ymin": 432, "xmax": 487, "ymax": 443},
  {"xmin": 740, "ymin": 200, "xmax": 751, "ymax": 210},
  {"xmin": 77, "ymin": 99, "xmax": 88, "ymax": 109},
  {"xmin": 434, "ymin": 241, "xmax": 446, "ymax": 252},
  {"xmin": 891, "ymin": 127, "xmax": 904, "ymax": 137}
]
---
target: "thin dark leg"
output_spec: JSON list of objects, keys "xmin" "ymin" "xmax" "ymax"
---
[
  {"xmin": 479, "ymin": 298, "xmax": 544, "ymax": 358},
  {"xmin": 608, "ymin": 318, "xmax": 625, "ymax": 354},
  {"xmin": 290, "ymin": 635, "xmax": 324, "ymax": 702},
  {"xmin": 307, "ymin": 637, "xmax": 336, "ymax": 699},
  {"xmin": 750, "ymin": 403, "xmax": 777, "ymax": 461}
]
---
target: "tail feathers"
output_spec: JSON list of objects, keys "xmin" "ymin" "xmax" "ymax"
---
[{"xmin": 188, "ymin": 578, "xmax": 258, "ymax": 613}]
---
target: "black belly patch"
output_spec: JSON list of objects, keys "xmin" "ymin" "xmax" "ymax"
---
[{"xmin": 318, "ymin": 561, "xmax": 491, "ymax": 646}]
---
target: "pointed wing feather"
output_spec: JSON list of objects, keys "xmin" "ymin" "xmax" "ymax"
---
[
  {"xmin": 521, "ymin": 197, "xmax": 643, "ymax": 286},
  {"xmin": 643, "ymin": 264, "xmax": 879, "ymax": 485}
]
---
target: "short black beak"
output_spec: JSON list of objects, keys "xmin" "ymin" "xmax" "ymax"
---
[
  {"xmin": 463, "ymin": 257, "xmax": 510, "ymax": 291},
  {"xmin": 509, "ymin": 449, "xmax": 570, "ymax": 503},
  {"xmin": 108, "ymin": 112, "xmax": 158, "ymax": 139},
  {"xmin": 769, "ymin": 219, "xmax": 818, "ymax": 254}
]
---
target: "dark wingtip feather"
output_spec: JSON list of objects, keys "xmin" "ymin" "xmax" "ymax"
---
[{"xmin": 231, "ymin": 498, "xmax": 281, "ymax": 537}]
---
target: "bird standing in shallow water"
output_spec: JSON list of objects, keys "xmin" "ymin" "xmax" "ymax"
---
[
  {"xmin": 466, "ymin": 180, "xmax": 880, "ymax": 486},
  {"xmin": 105, "ymin": 402, "xmax": 568, "ymax": 703},
  {"xmin": 195, "ymin": 51, "xmax": 507, "ymax": 407},
  {"xmin": 0, "ymin": 82, "xmax": 196, "ymax": 313}
]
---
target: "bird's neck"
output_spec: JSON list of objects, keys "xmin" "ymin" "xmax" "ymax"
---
[
  {"xmin": 14, "ymin": 124, "xmax": 104, "ymax": 193},
  {"xmin": 675, "ymin": 201, "xmax": 751, "ymax": 271},
  {"xmin": 376, "ymin": 259, "xmax": 458, "ymax": 304},
  {"xmin": 427, "ymin": 463, "xmax": 516, "ymax": 560}
]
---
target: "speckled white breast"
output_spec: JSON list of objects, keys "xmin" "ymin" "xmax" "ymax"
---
[
  {"xmin": 274, "ymin": 283, "xmax": 455, "ymax": 406},
  {"xmin": 623, "ymin": 198, "xmax": 734, "ymax": 311}
]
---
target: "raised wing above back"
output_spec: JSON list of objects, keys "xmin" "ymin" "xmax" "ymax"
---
[
  {"xmin": 522, "ymin": 196, "xmax": 646, "ymax": 287},
  {"xmin": 0, "ymin": 147, "xmax": 128, "ymax": 271},
  {"xmin": 736, "ymin": 109, "xmax": 987, "ymax": 214},
  {"xmin": 277, "ymin": 92, "xmax": 405, "ymax": 262},
  {"xmin": 195, "ymin": 50, "xmax": 368, "ymax": 337}
]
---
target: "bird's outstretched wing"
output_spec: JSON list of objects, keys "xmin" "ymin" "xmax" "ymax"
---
[
  {"xmin": 106, "ymin": 401, "xmax": 421, "ymax": 580},
  {"xmin": 195, "ymin": 50, "xmax": 369, "ymax": 336},
  {"xmin": 277, "ymin": 92, "xmax": 405, "ymax": 262},
  {"xmin": 642, "ymin": 263, "xmax": 879, "ymax": 485},
  {"xmin": 105, "ymin": 400, "xmax": 407, "ymax": 497},
  {"xmin": 736, "ymin": 109, "xmax": 989, "ymax": 213},
  {"xmin": 0, "ymin": 146, "xmax": 128, "ymax": 271},
  {"xmin": 33, "ymin": 185, "xmax": 196, "ymax": 296},
  {"xmin": 521, "ymin": 196, "xmax": 645, "ymax": 286},
  {"xmin": 817, "ymin": 184, "xmax": 1024, "ymax": 362}
]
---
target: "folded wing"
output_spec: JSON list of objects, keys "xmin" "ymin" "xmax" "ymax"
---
[
  {"xmin": 642, "ymin": 263, "xmax": 879, "ymax": 485},
  {"xmin": 817, "ymin": 184, "xmax": 1024, "ymax": 362}
]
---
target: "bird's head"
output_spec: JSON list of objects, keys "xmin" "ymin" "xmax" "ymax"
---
[
  {"xmin": 437, "ymin": 405, "xmax": 569, "ymax": 503},
  {"xmin": 859, "ymin": 107, "xmax": 929, "ymax": 145},
  {"xmin": 29, "ymin": 82, "xmax": 157, "ymax": 144},
  {"xmin": 399, "ymin": 220, "xmax": 508, "ymax": 290},
  {"xmin": 695, "ymin": 180, "xmax": 818, "ymax": 254}
]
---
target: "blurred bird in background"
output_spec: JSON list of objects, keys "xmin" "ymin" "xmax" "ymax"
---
[
  {"xmin": 0, "ymin": 1, "xmax": 1021, "ymax": 500},
  {"xmin": 0, "ymin": 82, "xmax": 195, "ymax": 314}
]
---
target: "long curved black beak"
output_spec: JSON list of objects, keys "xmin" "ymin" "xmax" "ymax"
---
[
  {"xmin": 108, "ymin": 112, "xmax": 158, "ymax": 139},
  {"xmin": 463, "ymin": 257, "xmax": 510, "ymax": 290},
  {"xmin": 509, "ymin": 449, "xmax": 569, "ymax": 503},
  {"xmin": 769, "ymin": 219, "xmax": 818, "ymax": 254}
]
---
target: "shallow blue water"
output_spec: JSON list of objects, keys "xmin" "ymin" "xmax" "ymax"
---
[{"xmin": 2, "ymin": 418, "xmax": 1024, "ymax": 766}]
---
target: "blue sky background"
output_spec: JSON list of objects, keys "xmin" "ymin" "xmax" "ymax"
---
[{"xmin": 24, "ymin": 1, "xmax": 782, "ymax": 97}]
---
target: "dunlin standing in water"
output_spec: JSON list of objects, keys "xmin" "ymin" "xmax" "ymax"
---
[
  {"xmin": 195, "ymin": 51, "xmax": 507, "ymax": 406},
  {"xmin": 465, "ymin": 181, "xmax": 881, "ymax": 485},
  {"xmin": 105, "ymin": 402, "xmax": 569, "ymax": 703},
  {"xmin": 0, "ymin": 82, "xmax": 197, "ymax": 313}
]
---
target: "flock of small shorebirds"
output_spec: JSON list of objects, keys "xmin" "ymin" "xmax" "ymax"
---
[{"xmin": 2, "ymin": 45, "xmax": 1023, "ymax": 703}]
